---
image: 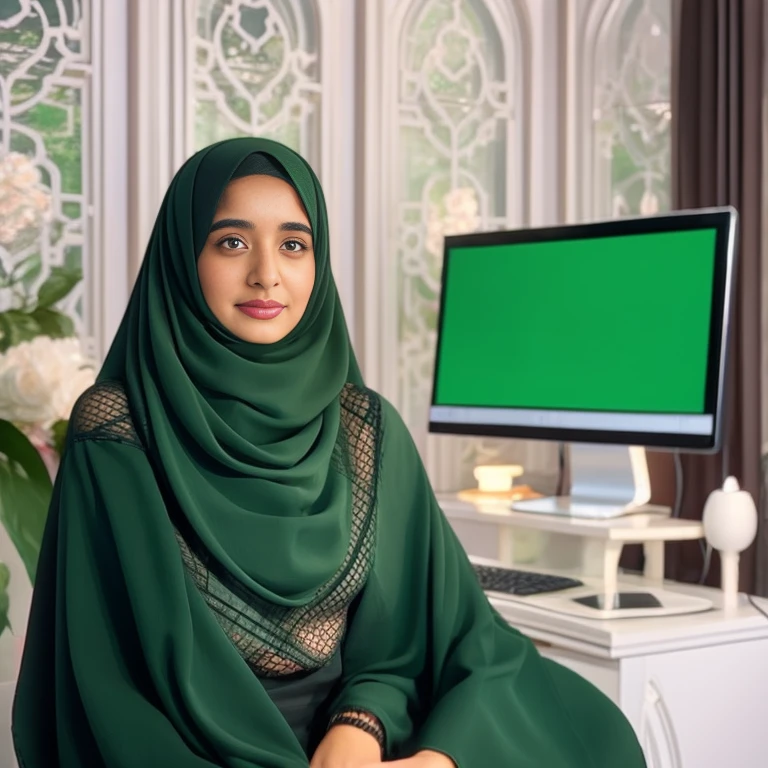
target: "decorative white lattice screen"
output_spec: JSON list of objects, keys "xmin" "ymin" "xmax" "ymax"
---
[
  {"xmin": 0, "ymin": 1, "xmax": 93, "ymax": 343},
  {"xmin": 0, "ymin": 0, "xmax": 128, "ymax": 361},
  {"xmin": 192, "ymin": 0, "xmax": 322, "ymax": 161}
]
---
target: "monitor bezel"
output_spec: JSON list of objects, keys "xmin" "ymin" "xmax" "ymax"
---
[{"xmin": 428, "ymin": 207, "xmax": 738, "ymax": 452}]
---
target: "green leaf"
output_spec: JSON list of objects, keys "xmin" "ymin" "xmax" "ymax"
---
[
  {"xmin": 0, "ymin": 311, "xmax": 41, "ymax": 353},
  {"xmin": 29, "ymin": 307, "xmax": 75, "ymax": 339},
  {"xmin": 0, "ymin": 419, "xmax": 52, "ymax": 584},
  {"xmin": 12, "ymin": 253, "xmax": 42, "ymax": 282},
  {"xmin": 35, "ymin": 266, "xmax": 82, "ymax": 309},
  {"xmin": 18, "ymin": 253, "xmax": 43, "ymax": 292},
  {"xmin": 0, "ymin": 254, "xmax": 38, "ymax": 289},
  {"xmin": 0, "ymin": 563, "xmax": 9, "ymax": 637},
  {"xmin": 51, "ymin": 419, "xmax": 69, "ymax": 458}
]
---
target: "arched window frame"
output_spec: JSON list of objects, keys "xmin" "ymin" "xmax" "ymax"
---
[
  {"xmin": 566, "ymin": 0, "xmax": 672, "ymax": 223},
  {"xmin": 358, "ymin": 0, "xmax": 574, "ymax": 490}
]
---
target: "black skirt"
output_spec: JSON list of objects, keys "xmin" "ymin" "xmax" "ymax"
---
[{"xmin": 259, "ymin": 647, "xmax": 343, "ymax": 756}]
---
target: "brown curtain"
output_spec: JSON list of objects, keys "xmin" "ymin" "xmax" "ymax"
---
[{"xmin": 653, "ymin": 0, "xmax": 764, "ymax": 593}]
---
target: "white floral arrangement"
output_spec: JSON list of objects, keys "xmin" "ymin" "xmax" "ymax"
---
[
  {"xmin": 0, "ymin": 150, "xmax": 90, "ymax": 636},
  {"xmin": 0, "ymin": 336, "xmax": 95, "ymax": 477}
]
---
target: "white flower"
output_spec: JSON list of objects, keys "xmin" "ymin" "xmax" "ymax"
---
[
  {"xmin": 50, "ymin": 365, "xmax": 97, "ymax": 425},
  {"xmin": 0, "ymin": 151, "xmax": 51, "ymax": 247},
  {"xmin": 0, "ymin": 336, "xmax": 95, "ymax": 429}
]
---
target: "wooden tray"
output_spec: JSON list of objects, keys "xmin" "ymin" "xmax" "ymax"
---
[{"xmin": 457, "ymin": 485, "xmax": 543, "ymax": 504}]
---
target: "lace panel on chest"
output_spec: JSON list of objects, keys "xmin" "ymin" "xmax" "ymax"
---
[{"xmin": 175, "ymin": 383, "xmax": 382, "ymax": 678}]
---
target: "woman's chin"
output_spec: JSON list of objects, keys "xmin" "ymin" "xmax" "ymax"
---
[{"xmin": 226, "ymin": 318, "xmax": 292, "ymax": 345}]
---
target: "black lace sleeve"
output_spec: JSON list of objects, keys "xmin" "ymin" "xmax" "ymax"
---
[{"xmin": 70, "ymin": 380, "xmax": 144, "ymax": 450}]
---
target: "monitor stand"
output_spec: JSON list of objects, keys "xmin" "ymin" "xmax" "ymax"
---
[{"xmin": 512, "ymin": 443, "xmax": 654, "ymax": 519}]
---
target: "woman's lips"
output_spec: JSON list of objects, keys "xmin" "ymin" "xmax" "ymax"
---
[{"xmin": 236, "ymin": 304, "xmax": 285, "ymax": 320}]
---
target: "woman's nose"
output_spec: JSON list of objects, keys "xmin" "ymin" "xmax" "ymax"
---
[{"xmin": 246, "ymin": 249, "xmax": 280, "ymax": 289}]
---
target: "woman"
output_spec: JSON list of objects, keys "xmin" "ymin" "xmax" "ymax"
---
[{"xmin": 12, "ymin": 138, "xmax": 646, "ymax": 767}]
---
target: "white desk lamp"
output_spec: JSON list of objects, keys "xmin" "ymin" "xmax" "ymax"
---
[{"xmin": 701, "ymin": 476, "xmax": 758, "ymax": 612}]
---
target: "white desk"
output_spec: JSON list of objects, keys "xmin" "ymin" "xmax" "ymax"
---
[
  {"xmin": 441, "ymin": 494, "xmax": 703, "ymax": 586},
  {"xmin": 440, "ymin": 496, "xmax": 768, "ymax": 768}
]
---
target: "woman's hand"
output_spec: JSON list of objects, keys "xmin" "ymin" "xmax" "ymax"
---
[
  {"xmin": 359, "ymin": 750, "xmax": 456, "ymax": 768},
  {"xmin": 309, "ymin": 724, "xmax": 383, "ymax": 768}
]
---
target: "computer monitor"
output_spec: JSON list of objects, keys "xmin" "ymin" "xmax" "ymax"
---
[{"xmin": 429, "ymin": 207, "xmax": 738, "ymax": 518}]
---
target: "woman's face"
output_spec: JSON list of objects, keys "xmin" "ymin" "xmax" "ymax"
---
[{"xmin": 197, "ymin": 174, "xmax": 316, "ymax": 344}]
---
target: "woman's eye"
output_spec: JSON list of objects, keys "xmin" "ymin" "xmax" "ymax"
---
[
  {"xmin": 220, "ymin": 236, "xmax": 245, "ymax": 250},
  {"xmin": 282, "ymin": 239, "xmax": 306, "ymax": 253}
]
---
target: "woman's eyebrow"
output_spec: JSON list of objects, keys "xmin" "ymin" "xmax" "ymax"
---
[
  {"xmin": 209, "ymin": 218, "xmax": 254, "ymax": 233},
  {"xmin": 279, "ymin": 221, "xmax": 313, "ymax": 236},
  {"xmin": 208, "ymin": 219, "xmax": 313, "ymax": 237}
]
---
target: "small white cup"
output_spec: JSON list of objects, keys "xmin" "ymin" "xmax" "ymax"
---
[{"xmin": 473, "ymin": 464, "xmax": 524, "ymax": 493}]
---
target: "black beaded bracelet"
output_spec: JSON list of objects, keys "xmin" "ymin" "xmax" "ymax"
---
[{"xmin": 327, "ymin": 712, "xmax": 385, "ymax": 748}]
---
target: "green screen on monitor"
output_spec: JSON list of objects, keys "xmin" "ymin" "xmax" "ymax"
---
[{"xmin": 434, "ymin": 228, "xmax": 718, "ymax": 415}]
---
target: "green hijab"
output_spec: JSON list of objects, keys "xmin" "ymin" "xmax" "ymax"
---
[{"xmin": 99, "ymin": 138, "xmax": 362, "ymax": 604}]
